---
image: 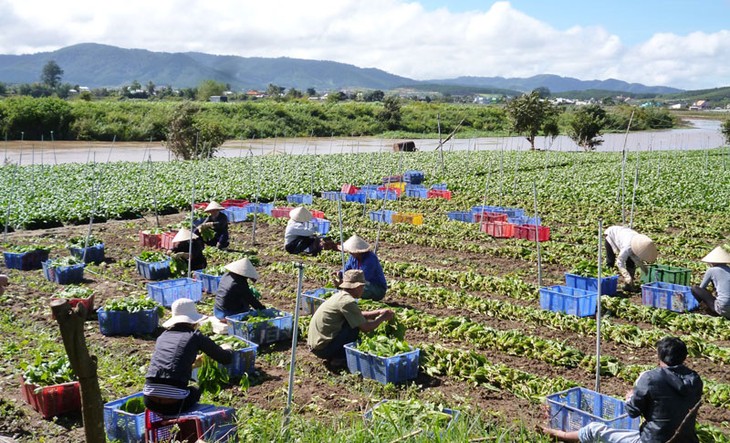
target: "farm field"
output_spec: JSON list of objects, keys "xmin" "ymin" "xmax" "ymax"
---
[{"xmin": 1, "ymin": 147, "xmax": 729, "ymax": 442}]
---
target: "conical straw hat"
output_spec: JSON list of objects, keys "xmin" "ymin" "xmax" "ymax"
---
[
  {"xmin": 630, "ymin": 234, "xmax": 657, "ymax": 263},
  {"xmin": 289, "ymin": 207, "xmax": 313, "ymax": 222},
  {"xmin": 172, "ymin": 228, "xmax": 198, "ymax": 243},
  {"xmin": 204, "ymin": 201, "xmax": 225, "ymax": 212},
  {"xmin": 225, "ymin": 257, "xmax": 259, "ymax": 280},
  {"xmin": 341, "ymin": 235, "xmax": 371, "ymax": 254},
  {"xmin": 162, "ymin": 298, "xmax": 206, "ymax": 328},
  {"xmin": 701, "ymin": 246, "xmax": 730, "ymax": 264}
]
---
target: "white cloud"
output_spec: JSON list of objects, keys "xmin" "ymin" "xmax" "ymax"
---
[{"xmin": 0, "ymin": 0, "xmax": 727, "ymax": 89}]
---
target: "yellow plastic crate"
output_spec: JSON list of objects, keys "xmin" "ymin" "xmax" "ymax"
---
[
  {"xmin": 384, "ymin": 182, "xmax": 406, "ymax": 193},
  {"xmin": 392, "ymin": 212, "xmax": 423, "ymax": 225}
]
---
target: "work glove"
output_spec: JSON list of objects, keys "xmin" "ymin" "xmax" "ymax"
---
[{"xmin": 172, "ymin": 252, "xmax": 190, "ymax": 261}]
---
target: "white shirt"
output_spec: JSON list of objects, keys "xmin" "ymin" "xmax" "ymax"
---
[
  {"xmin": 284, "ymin": 219, "xmax": 317, "ymax": 245},
  {"xmin": 605, "ymin": 226, "xmax": 648, "ymax": 279}
]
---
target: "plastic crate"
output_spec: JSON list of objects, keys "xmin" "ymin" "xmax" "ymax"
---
[
  {"xmin": 147, "ymin": 278, "xmax": 203, "ymax": 308},
  {"xmin": 403, "ymin": 170, "xmax": 425, "ymax": 184},
  {"xmin": 192, "ymin": 270, "xmax": 223, "ymax": 294},
  {"xmin": 473, "ymin": 212, "xmax": 508, "ymax": 223},
  {"xmin": 345, "ymin": 192, "xmax": 367, "ymax": 203},
  {"xmin": 640, "ymin": 264, "xmax": 692, "ymax": 286},
  {"xmin": 321, "ymin": 191, "xmax": 345, "ymax": 201},
  {"xmin": 104, "ymin": 392, "xmax": 146, "ymax": 443},
  {"xmin": 246, "ymin": 203, "xmax": 273, "ymax": 216},
  {"xmin": 220, "ymin": 199, "xmax": 249, "ymax": 208},
  {"xmin": 300, "ymin": 288, "xmax": 337, "ymax": 315},
  {"xmin": 341, "ymin": 184, "xmax": 360, "ymax": 195},
  {"xmin": 546, "ymin": 387, "xmax": 640, "ymax": 432},
  {"xmin": 359, "ymin": 184, "xmax": 381, "ymax": 192},
  {"xmin": 160, "ymin": 231, "xmax": 177, "ymax": 250},
  {"xmin": 226, "ymin": 308, "xmax": 293, "ymax": 345},
  {"xmin": 271, "ymin": 207, "xmax": 295, "ymax": 218},
  {"xmin": 447, "ymin": 211, "xmax": 474, "ymax": 223},
  {"xmin": 382, "ymin": 175, "xmax": 403, "ymax": 184},
  {"xmin": 344, "ymin": 342, "xmax": 420, "ymax": 384},
  {"xmin": 3, "ymin": 249, "xmax": 49, "ymax": 270},
  {"xmin": 145, "ymin": 404, "xmax": 237, "ymax": 443},
  {"xmin": 471, "ymin": 205, "xmax": 502, "ymax": 214},
  {"xmin": 50, "ymin": 294, "xmax": 94, "ymax": 319},
  {"xmin": 430, "ymin": 183, "xmax": 448, "ymax": 191},
  {"xmin": 134, "ymin": 257, "xmax": 171, "ymax": 281},
  {"xmin": 640, "ymin": 282, "xmax": 699, "ymax": 312},
  {"xmin": 193, "ymin": 202, "xmax": 208, "ymax": 210},
  {"xmin": 564, "ymin": 273, "xmax": 619, "ymax": 296},
  {"xmin": 21, "ymin": 379, "xmax": 81, "ymax": 419},
  {"xmin": 364, "ymin": 400, "xmax": 460, "ymax": 435},
  {"xmin": 427, "ymin": 189, "xmax": 452, "ymax": 200},
  {"xmin": 480, "ymin": 221, "xmax": 515, "ymax": 238},
  {"xmin": 42, "ymin": 260, "xmax": 85, "ymax": 284},
  {"xmin": 405, "ymin": 188, "xmax": 428, "ymax": 198},
  {"xmin": 539, "ymin": 285, "xmax": 597, "ymax": 317},
  {"xmin": 515, "ymin": 225, "xmax": 551, "ymax": 242},
  {"xmin": 223, "ymin": 336, "xmax": 258, "ymax": 377},
  {"xmin": 392, "ymin": 212, "xmax": 424, "ymax": 225},
  {"xmin": 305, "ymin": 218, "xmax": 331, "ymax": 235},
  {"xmin": 222, "ymin": 206, "xmax": 249, "ymax": 223},
  {"xmin": 97, "ymin": 308, "xmax": 160, "ymax": 336},
  {"xmin": 310, "ymin": 209, "xmax": 325, "ymax": 219},
  {"xmin": 68, "ymin": 243, "xmax": 105, "ymax": 264},
  {"xmin": 139, "ymin": 231, "xmax": 162, "ymax": 249},
  {"xmin": 286, "ymin": 194, "xmax": 313, "ymax": 205},
  {"xmin": 374, "ymin": 189, "xmax": 399, "ymax": 200},
  {"xmin": 369, "ymin": 210, "xmax": 396, "ymax": 224}
]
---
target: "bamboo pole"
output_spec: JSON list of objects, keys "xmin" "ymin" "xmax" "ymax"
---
[
  {"xmin": 188, "ymin": 178, "xmax": 195, "ymax": 278},
  {"xmin": 629, "ymin": 154, "xmax": 640, "ymax": 229},
  {"xmin": 338, "ymin": 199, "xmax": 345, "ymax": 270}
]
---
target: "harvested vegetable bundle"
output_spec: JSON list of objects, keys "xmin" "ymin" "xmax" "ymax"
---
[
  {"xmin": 357, "ymin": 335, "xmax": 411, "ymax": 357},
  {"xmin": 197, "ymin": 355, "xmax": 229, "ymax": 395},
  {"xmin": 120, "ymin": 396, "xmax": 145, "ymax": 414},
  {"xmin": 49, "ymin": 256, "xmax": 83, "ymax": 268},
  {"xmin": 5, "ymin": 245, "xmax": 51, "ymax": 253},
  {"xmin": 66, "ymin": 235, "xmax": 102, "ymax": 249},
  {"xmin": 55, "ymin": 285, "xmax": 93, "ymax": 299},
  {"xmin": 369, "ymin": 399, "xmax": 453, "ymax": 434},
  {"xmin": 570, "ymin": 259, "xmax": 600, "ymax": 277},
  {"xmin": 104, "ymin": 295, "xmax": 164, "ymax": 316},
  {"xmin": 22, "ymin": 356, "xmax": 76, "ymax": 387},
  {"xmin": 138, "ymin": 250, "xmax": 168, "ymax": 262}
]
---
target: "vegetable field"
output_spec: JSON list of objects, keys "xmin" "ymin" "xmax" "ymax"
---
[{"xmin": 1, "ymin": 146, "xmax": 729, "ymax": 442}]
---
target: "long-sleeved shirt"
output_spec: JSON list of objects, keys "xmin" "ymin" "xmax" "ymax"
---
[
  {"xmin": 171, "ymin": 238, "xmax": 207, "ymax": 271},
  {"xmin": 214, "ymin": 272, "xmax": 265, "ymax": 315},
  {"xmin": 284, "ymin": 219, "xmax": 317, "ymax": 246},
  {"xmin": 200, "ymin": 212, "xmax": 229, "ymax": 247},
  {"xmin": 605, "ymin": 225, "xmax": 648, "ymax": 279},
  {"xmin": 343, "ymin": 251, "xmax": 387, "ymax": 289},
  {"xmin": 700, "ymin": 264, "xmax": 730, "ymax": 317}
]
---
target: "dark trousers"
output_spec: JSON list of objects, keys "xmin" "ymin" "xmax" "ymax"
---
[
  {"xmin": 691, "ymin": 286, "xmax": 720, "ymax": 316},
  {"xmin": 605, "ymin": 240, "xmax": 636, "ymax": 278},
  {"xmin": 285, "ymin": 236, "xmax": 322, "ymax": 255},
  {"xmin": 311, "ymin": 323, "xmax": 359, "ymax": 360},
  {"xmin": 144, "ymin": 386, "xmax": 201, "ymax": 416}
]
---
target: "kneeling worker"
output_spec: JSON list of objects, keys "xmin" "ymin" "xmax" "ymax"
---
[
  {"xmin": 214, "ymin": 257, "xmax": 266, "ymax": 321},
  {"xmin": 691, "ymin": 245, "xmax": 730, "ymax": 319},
  {"xmin": 308, "ymin": 269, "xmax": 395, "ymax": 366},
  {"xmin": 284, "ymin": 207, "xmax": 335, "ymax": 255},
  {"xmin": 195, "ymin": 201, "xmax": 229, "ymax": 250},
  {"xmin": 335, "ymin": 234, "xmax": 387, "ymax": 301},
  {"xmin": 605, "ymin": 225, "xmax": 657, "ymax": 289}
]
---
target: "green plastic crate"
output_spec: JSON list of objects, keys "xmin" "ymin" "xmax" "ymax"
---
[{"xmin": 641, "ymin": 264, "xmax": 691, "ymax": 286}]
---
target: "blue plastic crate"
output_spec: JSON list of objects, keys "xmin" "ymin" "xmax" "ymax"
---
[
  {"xmin": 97, "ymin": 308, "xmax": 159, "ymax": 336},
  {"xmin": 286, "ymin": 194, "xmax": 313, "ymax": 205},
  {"xmin": 345, "ymin": 192, "xmax": 367, "ymax": 203},
  {"xmin": 42, "ymin": 260, "xmax": 85, "ymax": 284},
  {"xmin": 246, "ymin": 203, "xmax": 273, "ymax": 216},
  {"xmin": 300, "ymin": 288, "xmax": 337, "ymax": 315},
  {"xmin": 222, "ymin": 206, "xmax": 249, "ymax": 223},
  {"xmin": 226, "ymin": 308, "xmax": 293, "ymax": 345},
  {"xmin": 640, "ymin": 282, "xmax": 699, "ymax": 312},
  {"xmin": 68, "ymin": 243, "xmax": 105, "ymax": 264},
  {"xmin": 344, "ymin": 342, "xmax": 420, "ymax": 384},
  {"xmin": 223, "ymin": 336, "xmax": 258, "ymax": 378},
  {"xmin": 369, "ymin": 210, "xmax": 396, "ymax": 224},
  {"xmin": 565, "ymin": 273, "xmax": 618, "ymax": 296},
  {"xmin": 547, "ymin": 387, "xmax": 640, "ymax": 432},
  {"xmin": 405, "ymin": 188, "xmax": 428, "ymax": 198},
  {"xmin": 147, "ymin": 278, "xmax": 203, "ymax": 308},
  {"xmin": 104, "ymin": 392, "xmax": 145, "ymax": 443},
  {"xmin": 3, "ymin": 249, "xmax": 49, "ymax": 270},
  {"xmin": 359, "ymin": 189, "xmax": 378, "ymax": 199},
  {"xmin": 321, "ymin": 191, "xmax": 344, "ymax": 201},
  {"xmin": 364, "ymin": 400, "xmax": 460, "ymax": 436},
  {"xmin": 522, "ymin": 216, "xmax": 541, "ymax": 226},
  {"xmin": 146, "ymin": 404, "xmax": 237, "ymax": 443},
  {"xmin": 539, "ymin": 285, "xmax": 597, "ymax": 317},
  {"xmin": 359, "ymin": 185, "xmax": 381, "ymax": 192},
  {"xmin": 431, "ymin": 183, "xmax": 448, "ymax": 191},
  {"xmin": 305, "ymin": 218, "xmax": 331, "ymax": 235},
  {"xmin": 374, "ymin": 190, "xmax": 398, "ymax": 200},
  {"xmin": 447, "ymin": 211, "xmax": 474, "ymax": 223},
  {"xmin": 470, "ymin": 205, "xmax": 502, "ymax": 214},
  {"xmin": 134, "ymin": 257, "xmax": 171, "ymax": 281},
  {"xmin": 192, "ymin": 271, "xmax": 222, "ymax": 294},
  {"xmin": 403, "ymin": 170, "xmax": 425, "ymax": 184}
]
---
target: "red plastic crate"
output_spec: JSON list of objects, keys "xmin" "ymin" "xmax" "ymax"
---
[
  {"xmin": 139, "ymin": 231, "xmax": 162, "ymax": 248},
  {"xmin": 341, "ymin": 184, "xmax": 360, "ymax": 195},
  {"xmin": 480, "ymin": 221, "xmax": 515, "ymax": 238},
  {"xmin": 376, "ymin": 186, "xmax": 402, "ymax": 197},
  {"xmin": 311, "ymin": 209, "xmax": 325, "ymax": 219},
  {"xmin": 516, "ymin": 225, "xmax": 551, "ymax": 242},
  {"xmin": 160, "ymin": 231, "xmax": 177, "ymax": 250},
  {"xmin": 473, "ymin": 212, "xmax": 508, "ymax": 223},
  {"xmin": 271, "ymin": 207, "xmax": 295, "ymax": 218},
  {"xmin": 221, "ymin": 199, "xmax": 249, "ymax": 208},
  {"xmin": 427, "ymin": 189, "xmax": 452, "ymax": 200},
  {"xmin": 193, "ymin": 202, "xmax": 208, "ymax": 210},
  {"xmin": 21, "ymin": 378, "xmax": 81, "ymax": 419},
  {"xmin": 50, "ymin": 294, "xmax": 95, "ymax": 319}
]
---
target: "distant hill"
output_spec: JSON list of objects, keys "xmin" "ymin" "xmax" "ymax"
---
[{"xmin": 0, "ymin": 43, "xmax": 686, "ymax": 95}]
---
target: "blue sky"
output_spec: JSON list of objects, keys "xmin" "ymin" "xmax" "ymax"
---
[{"xmin": 1, "ymin": 0, "xmax": 729, "ymax": 90}]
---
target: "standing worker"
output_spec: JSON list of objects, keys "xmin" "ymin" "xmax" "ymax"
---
[
  {"xmin": 605, "ymin": 225, "xmax": 657, "ymax": 289},
  {"xmin": 691, "ymin": 245, "xmax": 730, "ymax": 319},
  {"xmin": 334, "ymin": 235, "xmax": 387, "ymax": 301},
  {"xmin": 214, "ymin": 257, "xmax": 266, "ymax": 321},
  {"xmin": 284, "ymin": 207, "xmax": 334, "ymax": 255},
  {"xmin": 195, "ymin": 201, "xmax": 229, "ymax": 250},
  {"xmin": 169, "ymin": 228, "xmax": 207, "ymax": 271}
]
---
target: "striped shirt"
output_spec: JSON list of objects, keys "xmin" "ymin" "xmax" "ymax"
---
[{"xmin": 143, "ymin": 381, "xmax": 189, "ymax": 399}]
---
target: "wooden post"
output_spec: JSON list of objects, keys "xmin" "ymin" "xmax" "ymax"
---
[{"xmin": 51, "ymin": 300, "xmax": 105, "ymax": 443}]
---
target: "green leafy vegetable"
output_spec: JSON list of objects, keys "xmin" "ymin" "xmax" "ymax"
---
[
  {"xmin": 120, "ymin": 396, "xmax": 145, "ymax": 414},
  {"xmin": 137, "ymin": 251, "xmax": 168, "ymax": 262},
  {"xmin": 5, "ymin": 245, "xmax": 51, "ymax": 253},
  {"xmin": 66, "ymin": 235, "xmax": 103, "ymax": 249},
  {"xmin": 55, "ymin": 285, "xmax": 93, "ymax": 299},
  {"xmin": 49, "ymin": 256, "xmax": 83, "ymax": 268},
  {"xmin": 357, "ymin": 335, "xmax": 411, "ymax": 357},
  {"xmin": 104, "ymin": 296, "xmax": 164, "ymax": 316},
  {"xmin": 22, "ymin": 356, "xmax": 76, "ymax": 387}
]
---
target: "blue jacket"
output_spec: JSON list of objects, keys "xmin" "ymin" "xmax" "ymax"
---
[{"xmin": 343, "ymin": 251, "xmax": 387, "ymax": 289}]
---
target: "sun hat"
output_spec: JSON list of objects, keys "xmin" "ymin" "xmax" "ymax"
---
[
  {"xmin": 701, "ymin": 246, "xmax": 730, "ymax": 264},
  {"xmin": 162, "ymin": 298, "xmax": 207, "ymax": 328},
  {"xmin": 341, "ymin": 235, "xmax": 371, "ymax": 254},
  {"xmin": 289, "ymin": 207, "xmax": 313, "ymax": 223},
  {"xmin": 630, "ymin": 234, "xmax": 657, "ymax": 263},
  {"xmin": 172, "ymin": 228, "xmax": 198, "ymax": 244},
  {"xmin": 204, "ymin": 201, "xmax": 225, "ymax": 212},
  {"xmin": 224, "ymin": 257, "xmax": 259, "ymax": 280},
  {"xmin": 339, "ymin": 269, "xmax": 366, "ymax": 289}
]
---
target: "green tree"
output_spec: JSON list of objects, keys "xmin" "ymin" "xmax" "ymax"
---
[
  {"xmin": 533, "ymin": 87, "xmax": 551, "ymax": 99},
  {"xmin": 164, "ymin": 102, "xmax": 226, "ymax": 160},
  {"xmin": 306, "ymin": 88, "xmax": 317, "ymax": 97},
  {"xmin": 285, "ymin": 88, "xmax": 303, "ymax": 100},
  {"xmin": 722, "ymin": 119, "xmax": 730, "ymax": 145},
  {"xmin": 568, "ymin": 104, "xmax": 607, "ymax": 151},
  {"xmin": 41, "ymin": 61, "xmax": 63, "ymax": 88},
  {"xmin": 266, "ymin": 83, "xmax": 285, "ymax": 99},
  {"xmin": 379, "ymin": 95, "xmax": 401, "ymax": 130},
  {"xmin": 146, "ymin": 81, "xmax": 156, "ymax": 97},
  {"xmin": 506, "ymin": 91, "xmax": 559, "ymax": 150},
  {"xmin": 196, "ymin": 79, "xmax": 227, "ymax": 101},
  {"xmin": 364, "ymin": 90, "xmax": 385, "ymax": 102}
]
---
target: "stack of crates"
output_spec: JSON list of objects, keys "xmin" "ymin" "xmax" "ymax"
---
[
  {"xmin": 341, "ymin": 184, "xmax": 360, "ymax": 194},
  {"xmin": 639, "ymin": 264, "xmax": 695, "ymax": 312},
  {"xmin": 641, "ymin": 264, "xmax": 691, "ymax": 286},
  {"xmin": 405, "ymin": 184, "xmax": 428, "ymax": 198},
  {"xmin": 514, "ymin": 225, "xmax": 551, "ymax": 242},
  {"xmin": 145, "ymin": 404, "xmax": 237, "ymax": 443},
  {"xmin": 305, "ymin": 218, "xmax": 331, "ymax": 235},
  {"xmin": 480, "ymin": 221, "xmax": 515, "ymax": 238},
  {"xmin": 473, "ymin": 212, "xmax": 508, "ymax": 223},
  {"xmin": 427, "ymin": 189, "xmax": 452, "ymax": 200},
  {"xmin": 246, "ymin": 202, "xmax": 273, "ymax": 216},
  {"xmin": 564, "ymin": 273, "xmax": 619, "ymax": 296},
  {"xmin": 403, "ymin": 170, "xmax": 424, "ymax": 184},
  {"xmin": 447, "ymin": 211, "xmax": 474, "ymax": 223}
]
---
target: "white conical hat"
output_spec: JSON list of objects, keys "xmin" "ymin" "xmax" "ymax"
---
[
  {"xmin": 701, "ymin": 246, "xmax": 730, "ymax": 264},
  {"xmin": 341, "ymin": 235, "xmax": 371, "ymax": 254},
  {"xmin": 289, "ymin": 207, "xmax": 313, "ymax": 222},
  {"xmin": 162, "ymin": 298, "xmax": 206, "ymax": 328},
  {"xmin": 204, "ymin": 201, "xmax": 225, "ymax": 212},
  {"xmin": 630, "ymin": 234, "xmax": 657, "ymax": 263},
  {"xmin": 225, "ymin": 257, "xmax": 259, "ymax": 280},
  {"xmin": 172, "ymin": 228, "xmax": 198, "ymax": 243}
]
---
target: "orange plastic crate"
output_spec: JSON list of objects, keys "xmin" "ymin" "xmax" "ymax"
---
[
  {"xmin": 480, "ymin": 221, "xmax": 515, "ymax": 238},
  {"xmin": 21, "ymin": 378, "xmax": 81, "ymax": 419},
  {"xmin": 139, "ymin": 231, "xmax": 162, "ymax": 248},
  {"xmin": 160, "ymin": 231, "xmax": 177, "ymax": 250},
  {"xmin": 392, "ymin": 212, "xmax": 424, "ymax": 225}
]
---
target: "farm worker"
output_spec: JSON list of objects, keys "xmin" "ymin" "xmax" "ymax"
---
[
  {"xmin": 334, "ymin": 234, "xmax": 387, "ymax": 301},
  {"xmin": 284, "ymin": 207, "xmax": 336, "ymax": 255},
  {"xmin": 0, "ymin": 274, "xmax": 8, "ymax": 296},
  {"xmin": 308, "ymin": 269, "xmax": 395, "ymax": 366},
  {"xmin": 604, "ymin": 226, "xmax": 657, "ymax": 287},
  {"xmin": 214, "ymin": 257, "xmax": 266, "ymax": 321},
  {"xmin": 691, "ymin": 245, "xmax": 730, "ymax": 319},
  {"xmin": 541, "ymin": 337, "xmax": 702, "ymax": 443},
  {"xmin": 169, "ymin": 228, "xmax": 207, "ymax": 271},
  {"xmin": 144, "ymin": 298, "xmax": 233, "ymax": 415},
  {"xmin": 195, "ymin": 201, "xmax": 229, "ymax": 250}
]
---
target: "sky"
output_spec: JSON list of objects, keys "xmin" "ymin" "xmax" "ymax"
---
[{"xmin": 1, "ymin": 0, "xmax": 729, "ymax": 90}]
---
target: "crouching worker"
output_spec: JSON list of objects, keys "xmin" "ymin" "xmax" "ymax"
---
[
  {"xmin": 214, "ymin": 257, "xmax": 265, "ymax": 321},
  {"xmin": 284, "ymin": 207, "xmax": 335, "ymax": 255},
  {"xmin": 169, "ymin": 228, "xmax": 207, "ymax": 271},
  {"xmin": 605, "ymin": 225, "xmax": 657, "ymax": 290},
  {"xmin": 308, "ymin": 270, "xmax": 395, "ymax": 366},
  {"xmin": 144, "ymin": 298, "xmax": 233, "ymax": 415},
  {"xmin": 195, "ymin": 201, "xmax": 229, "ymax": 250},
  {"xmin": 0, "ymin": 274, "xmax": 8, "ymax": 296},
  {"xmin": 334, "ymin": 235, "xmax": 387, "ymax": 301},
  {"xmin": 541, "ymin": 337, "xmax": 702, "ymax": 443},
  {"xmin": 691, "ymin": 245, "xmax": 730, "ymax": 319}
]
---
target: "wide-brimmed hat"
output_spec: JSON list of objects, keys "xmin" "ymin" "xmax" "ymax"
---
[
  {"xmin": 172, "ymin": 228, "xmax": 198, "ymax": 244},
  {"xmin": 225, "ymin": 257, "xmax": 259, "ymax": 280},
  {"xmin": 341, "ymin": 235, "xmax": 371, "ymax": 254},
  {"xmin": 204, "ymin": 201, "xmax": 225, "ymax": 212},
  {"xmin": 630, "ymin": 234, "xmax": 657, "ymax": 263},
  {"xmin": 701, "ymin": 246, "xmax": 730, "ymax": 264},
  {"xmin": 340, "ymin": 269, "xmax": 366, "ymax": 289},
  {"xmin": 289, "ymin": 207, "xmax": 313, "ymax": 223},
  {"xmin": 162, "ymin": 298, "xmax": 207, "ymax": 328}
]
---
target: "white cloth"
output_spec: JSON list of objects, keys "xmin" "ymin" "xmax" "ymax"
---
[
  {"xmin": 605, "ymin": 226, "xmax": 648, "ymax": 281},
  {"xmin": 578, "ymin": 422, "xmax": 640, "ymax": 443},
  {"xmin": 143, "ymin": 381, "xmax": 189, "ymax": 399},
  {"xmin": 284, "ymin": 219, "xmax": 317, "ymax": 245}
]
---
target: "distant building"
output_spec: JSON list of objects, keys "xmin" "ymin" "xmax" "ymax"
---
[
  {"xmin": 668, "ymin": 103, "xmax": 683, "ymax": 110},
  {"xmin": 689, "ymin": 100, "xmax": 709, "ymax": 111},
  {"xmin": 209, "ymin": 95, "xmax": 228, "ymax": 103}
]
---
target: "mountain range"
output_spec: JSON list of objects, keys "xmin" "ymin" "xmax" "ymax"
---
[{"xmin": 0, "ymin": 43, "xmax": 683, "ymax": 95}]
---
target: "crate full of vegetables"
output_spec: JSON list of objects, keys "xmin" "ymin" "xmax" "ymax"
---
[
  {"xmin": 640, "ymin": 282, "xmax": 699, "ymax": 313},
  {"xmin": 223, "ymin": 206, "xmax": 249, "ymax": 223},
  {"xmin": 134, "ymin": 251, "xmax": 172, "ymax": 281},
  {"xmin": 104, "ymin": 392, "xmax": 146, "ymax": 443},
  {"xmin": 50, "ymin": 286, "xmax": 95, "ymax": 318},
  {"xmin": 42, "ymin": 257, "xmax": 85, "ymax": 284},
  {"xmin": 364, "ymin": 399, "xmax": 460, "ymax": 436},
  {"xmin": 97, "ymin": 297, "xmax": 163, "ymax": 336},
  {"xmin": 539, "ymin": 285, "xmax": 597, "ymax": 317},
  {"xmin": 147, "ymin": 278, "xmax": 202, "ymax": 307},
  {"xmin": 213, "ymin": 335, "xmax": 258, "ymax": 377},
  {"xmin": 139, "ymin": 229, "xmax": 163, "ymax": 248},
  {"xmin": 640, "ymin": 264, "xmax": 692, "ymax": 286},
  {"xmin": 3, "ymin": 245, "xmax": 50, "ymax": 270},
  {"xmin": 300, "ymin": 287, "xmax": 337, "ymax": 315},
  {"xmin": 226, "ymin": 308, "xmax": 293, "ymax": 345},
  {"xmin": 192, "ymin": 266, "xmax": 225, "ymax": 294},
  {"xmin": 344, "ymin": 336, "xmax": 420, "ymax": 384},
  {"xmin": 21, "ymin": 356, "xmax": 81, "ymax": 419},
  {"xmin": 546, "ymin": 387, "xmax": 640, "ymax": 432},
  {"xmin": 66, "ymin": 236, "xmax": 105, "ymax": 264},
  {"xmin": 565, "ymin": 261, "xmax": 619, "ymax": 296}
]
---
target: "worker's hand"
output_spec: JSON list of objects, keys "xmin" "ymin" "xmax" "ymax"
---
[
  {"xmin": 624, "ymin": 389, "xmax": 634, "ymax": 401},
  {"xmin": 172, "ymin": 252, "xmax": 190, "ymax": 261},
  {"xmin": 192, "ymin": 354, "xmax": 204, "ymax": 368},
  {"xmin": 331, "ymin": 271, "xmax": 342, "ymax": 288},
  {"xmin": 201, "ymin": 222, "xmax": 214, "ymax": 229}
]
